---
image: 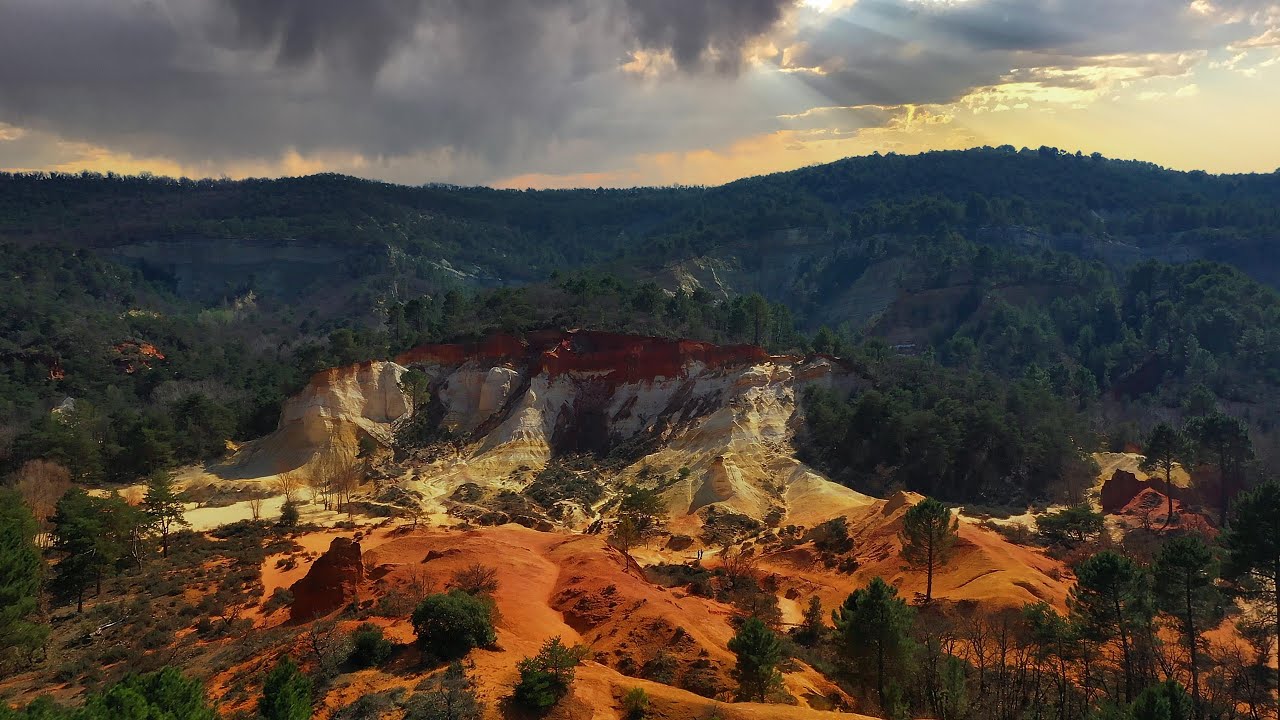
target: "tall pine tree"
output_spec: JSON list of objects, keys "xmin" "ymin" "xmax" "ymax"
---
[
  {"xmin": 0, "ymin": 489, "xmax": 47, "ymax": 669},
  {"xmin": 1221, "ymin": 481, "xmax": 1280, "ymax": 700},
  {"xmin": 1140, "ymin": 423, "xmax": 1186, "ymax": 526},
  {"xmin": 142, "ymin": 471, "xmax": 187, "ymax": 558},
  {"xmin": 1069, "ymin": 551, "xmax": 1153, "ymax": 704},
  {"xmin": 833, "ymin": 577, "xmax": 916, "ymax": 713},
  {"xmin": 727, "ymin": 617, "xmax": 783, "ymax": 702},
  {"xmin": 1153, "ymin": 534, "xmax": 1219, "ymax": 719},
  {"xmin": 900, "ymin": 497, "xmax": 959, "ymax": 603}
]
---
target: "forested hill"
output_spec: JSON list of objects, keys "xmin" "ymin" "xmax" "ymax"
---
[
  {"xmin": 2, "ymin": 147, "xmax": 1280, "ymax": 495},
  {"xmin": 2, "ymin": 146, "xmax": 1279, "ymax": 298}
]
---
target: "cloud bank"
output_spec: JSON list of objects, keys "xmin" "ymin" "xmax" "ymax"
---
[{"xmin": 0, "ymin": 0, "xmax": 1277, "ymax": 184}]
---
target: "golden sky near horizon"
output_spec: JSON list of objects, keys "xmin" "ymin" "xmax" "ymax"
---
[{"xmin": 1, "ymin": 0, "xmax": 1278, "ymax": 187}]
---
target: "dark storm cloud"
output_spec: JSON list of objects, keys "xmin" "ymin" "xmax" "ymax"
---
[
  {"xmin": 221, "ymin": 0, "xmax": 427, "ymax": 76},
  {"xmin": 0, "ymin": 0, "xmax": 795, "ymax": 180},
  {"xmin": 622, "ymin": 0, "xmax": 792, "ymax": 71}
]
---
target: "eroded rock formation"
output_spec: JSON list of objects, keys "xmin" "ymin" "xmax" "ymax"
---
[
  {"xmin": 289, "ymin": 537, "xmax": 364, "ymax": 622},
  {"xmin": 231, "ymin": 330, "xmax": 862, "ymax": 529}
]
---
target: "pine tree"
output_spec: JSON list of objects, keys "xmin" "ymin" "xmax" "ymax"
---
[
  {"xmin": 1023, "ymin": 602, "xmax": 1077, "ymax": 720},
  {"xmin": 80, "ymin": 667, "xmax": 218, "ymax": 720},
  {"xmin": 1129, "ymin": 680, "xmax": 1193, "ymax": 720},
  {"xmin": 1185, "ymin": 412, "xmax": 1253, "ymax": 527},
  {"xmin": 1221, "ymin": 481, "xmax": 1280, "ymax": 700},
  {"xmin": 50, "ymin": 488, "xmax": 105, "ymax": 613},
  {"xmin": 1140, "ymin": 423, "xmax": 1186, "ymax": 526},
  {"xmin": 1069, "ymin": 551, "xmax": 1153, "ymax": 704},
  {"xmin": 727, "ymin": 617, "xmax": 783, "ymax": 702},
  {"xmin": 142, "ymin": 471, "xmax": 187, "ymax": 558},
  {"xmin": 797, "ymin": 595, "xmax": 826, "ymax": 646},
  {"xmin": 1153, "ymin": 534, "xmax": 1219, "ymax": 719},
  {"xmin": 260, "ymin": 656, "xmax": 312, "ymax": 720},
  {"xmin": 512, "ymin": 637, "xmax": 588, "ymax": 710},
  {"xmin": 744, "ymin": 293, "xmax": 770, "ymax": 346},
  {"xmin": 0, "ymin": 489, "xmax": 47, "ymax": 669},
  {"xmin": 833, "ymin": 577, "xmax": 915, "ymax": 712},
  {"xmin": 900, "ymin": 497, "xmax": 959, "ymax": 603}
]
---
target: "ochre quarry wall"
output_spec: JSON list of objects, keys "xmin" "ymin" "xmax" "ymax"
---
[{"xmin": 226, "ymin": 330, "xmax": 858, "ymax": 527}]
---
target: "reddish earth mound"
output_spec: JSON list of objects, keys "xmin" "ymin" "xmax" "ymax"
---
[
  {"xmin": 364, "ymin": 526, "xmax": 742, "ymax": 697},
  {"xmin": 289, "ymin": 537, "xmax": 364, "ymax": 622},
  {"xmin": 1101, "ymin": 468, "xmax": 1186, "ymax": 513},
  {"xmin": 1115, "ymin": 488, "xmax": 1218, "ymax": 535}
]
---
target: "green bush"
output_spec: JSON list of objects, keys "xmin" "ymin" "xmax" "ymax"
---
[
  {"xmin": 622, "ymin": 687, "xmax": 650, "ymax": 719},
  {"xmin": 411, "ymin": 591, "xmax": 495, "ymax": 660},
  {"xmin": 279, "ymin": 502, "xmax": 300, "ymax": 529},
  {"xmin": 260, "ymin": 656, "xmax": 312, "ymax": 720},
  {"xmin": 264, "ymin": 587, "xmax": 294, "ymax": 615},
  {"xmin": 80, "ymin": 667, "xmax": 219, "ymax": 720},
  {"xmin": 512, "ymin": 637, "xmax": 588, "ymax": 710},
  {"xmin": 1038, "ymin": 504, "xmax": 1104, "ymax": 546},
  {"xmin": 348, "ymin": 623, "xmax": 394, "ymax": 668}
]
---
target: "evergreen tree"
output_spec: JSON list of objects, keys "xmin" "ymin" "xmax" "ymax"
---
[
  {"xmin": 279, "ymin": 500, "xmax": 300, "ymax": 528},
  {"xmin": 79, "ymin": 667, "xmax": 218, "ymax": 720},
  {"xmin": 49, "ymin": 488, "xmax": 105, "ymax": 613},
  {"xmin": 1185, "ymin": 412, "xmax": 1253, "ymax": 527},
  {"xmin": 142, "ymin": 471, "xmax": 187, "ymax": 558},
  {"xmin": 1153, "ymin": 534, "xmax": 1219, "ymax": 719},
  {"xmin": 1023, "ymin": 602, "xmax": 1077, "ymax": 720},
  {"xmin": 744, "ymin": 293, "xmax": 770, "ymax": 346},
  {"xmin": 832, "ymin": 577, "xmax": 915, "ymax": 712},
  {"xmin": 1140, "ymin": 423, "xmax": 1186, "ymax": 526},
  {"xmin": 1069, "ymin": 551, "xmax": 1153, "ymax": 704},
  {"xmin": 260, "ymin": 656, "xmax": 312, "ymax": 720},
  {"xmin": 727, "ymin": 617, "xmax": 783, "ymax": 702},
  {"xmin": 797, "ymin": 595, "xmax": 826, "ymax": 646},
  {"xmin": 1221, "ymin": 481, "xmax": 1280, "ymax": 698},
  {"xmin": 1038, "ymin": 504, "xmax": 1106, "ymax": 546},
  {"xmin": 398, "ymin": 368, "xmax": 432, "ymax": 415},
  {"xmin": 0, "ymin": 489, "xmax": 46, "ymax": 669},
  {"xmin": 512, "ymin": 637, "xmax": 587, "ymax": 710},
  {"xmin": 900, "ymin": 497, "xmax": 959, "ymax": 603},
  {"xmin": 1129, "ymin": 680, "xmax": 1193, "ymax": 720}
]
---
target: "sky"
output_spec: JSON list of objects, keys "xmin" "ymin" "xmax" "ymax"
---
[{"xmin": 1, "ymin": 0, "xmax": 1278, "ymax": 188}]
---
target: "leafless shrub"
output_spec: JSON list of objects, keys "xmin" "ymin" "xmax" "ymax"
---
[{"xmin": 450, "ymin": 564, "xmax": 499, "ymax": 597}]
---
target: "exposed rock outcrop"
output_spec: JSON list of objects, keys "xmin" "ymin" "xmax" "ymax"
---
[
  {"xmin": 1100, "ymin": 468, "xmax": 1185, "ymax": 513},
  {"xmin": 289, "ymin": 537, "xmax": 364, "ymax": 622},
  {"xmin": 229, "ymin": 330, "xmax": 864, "ymax": 529}
]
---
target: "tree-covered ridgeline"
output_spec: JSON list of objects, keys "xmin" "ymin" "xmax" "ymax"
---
[{"xmin": 2, "ymin": 147, "xmax": 1279, "ymax": 493}]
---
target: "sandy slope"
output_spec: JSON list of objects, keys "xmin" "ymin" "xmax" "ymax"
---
[{"xmin": 268, "ymin": 524, "xmax": 877, "ymax": 718}]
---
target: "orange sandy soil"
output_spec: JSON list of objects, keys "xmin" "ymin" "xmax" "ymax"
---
[
  {"xmin": 228, "ymin": 523, "xmax": 878, "ymax": 719},
  {"xmin": 756, "ymin": 493, "xmax": 1074, "ymax": 623},
  {"xmin": 232, "ymin": 493, "xmax": 1083, "ymax": 720}
]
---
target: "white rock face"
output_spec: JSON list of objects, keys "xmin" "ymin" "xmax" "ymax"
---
[
  {"xmin": 229, "ymin": 361, "xmax": 409, "ymax": 476},
  {"xmin": 233, "ymin": 341, "xmax": 868, "ymax": 526},
  {"xmin": 436, "ymin": 364, "xmax": 523, "ymax": 433},
  {"xmin": 280, "ymin": 361, "xmax": 410, "ymax": 443}
]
